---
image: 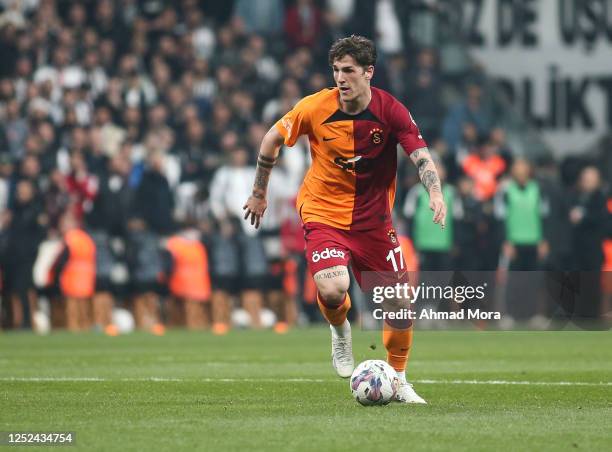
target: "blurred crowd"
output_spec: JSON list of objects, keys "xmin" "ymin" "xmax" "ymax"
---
[{"xmin": 0, "ymin": 0, "xmax": 610, "ymax": 334}]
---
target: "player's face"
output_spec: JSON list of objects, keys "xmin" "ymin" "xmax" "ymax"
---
[{"xmin": 332, "ymin": 55, "xmax": 373, "ymax": 103}]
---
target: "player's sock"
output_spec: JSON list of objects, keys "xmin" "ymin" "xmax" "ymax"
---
[
  {"xmin": 317, "ymin": 292, "xmax": 351, "ymax": 328},
  {"xmin": 331, "ymin": 318, "xmax": 351, "ymax": 338},
  {"xmin": 382, "ymin": 321, "xmax": 413, "ymax": 372},
  {"xmin": 395, "ymin": 370, "xmax": 408, "ymax": 384}
]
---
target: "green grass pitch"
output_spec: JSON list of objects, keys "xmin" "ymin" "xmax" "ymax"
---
[{"xmin": 1, "ymin": 328, "xmax": 611, "ymax": 451}]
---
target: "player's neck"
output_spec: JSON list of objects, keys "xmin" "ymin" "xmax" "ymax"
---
[{"xmin": 338, "ymin": 88, "xmax": 372, "ymax": 115}]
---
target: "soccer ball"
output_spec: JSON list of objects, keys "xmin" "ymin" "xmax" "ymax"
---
[{"xmin": 349, "ymin": 360, "xmax": 399, "ymax": 406}]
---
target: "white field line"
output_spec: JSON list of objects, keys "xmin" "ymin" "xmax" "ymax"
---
[{"xmin": 0, "ymin": 377, "xmax": 611, "ymax": 386}]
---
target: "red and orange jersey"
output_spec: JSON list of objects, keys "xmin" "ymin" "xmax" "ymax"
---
[{"xmin": 275, "ymin": 87, "xmax": 426, "ymax": 231}]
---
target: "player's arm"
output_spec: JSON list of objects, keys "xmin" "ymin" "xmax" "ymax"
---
[
  {"xmin": 243, "ymin": 126, "xmax": 285, "ymax": 229},
  {"xmin": 409, "ymin": 147, "xmax": 447, "ymax": 228}
]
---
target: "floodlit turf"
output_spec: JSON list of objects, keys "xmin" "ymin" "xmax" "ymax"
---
[{"xmin": 1, "ymin": 328, "xmax": 611, "ymax": 451}]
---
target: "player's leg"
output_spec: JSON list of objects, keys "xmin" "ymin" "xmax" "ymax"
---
[
  {"xmin": 145, "ymin": 291, "xmax": 165, "ymax": 336},
  {"xmin": 78, "ymin": 298, "xmax": 92, "ymax": 331},
  {"xmin": 211, "ymin": 289, "xmax": 230, "ymax": 335},
  {"xmin": 351, "ymin": 226, "xmax": 426, "ymax": 403},
  {"xmin": 10, "ymin": 293, "xmax": 23, "ymax": 329},
  {"xmin": 184, "ymin": 299, "xmax": 206, "ymax": 330},
  {"xmin": 314, "ymin": 265, "xmax": 351, "ymax": 325},
  {"xmin": 50, "ymin": 296, "xmax": 65, "ymax": 329},
  {"xmin": 241, "ymin": 288, "xmax": 263, "ymax": 329},
  {"xmin": 132, "ymin": 293, "xmax": 148, "ymax": 330},
  {"xmin": 65, "ymin": 297, "xmax": 79, "ymax": 332},
  {"xmin": 313, "ymin": 264, "xmax": 354, "ymax": 377},
  {"xmin": 266, "ymin": 259, "xmax": 292, "ymax": 334},
  {"xmin": 93, "ymin": 290, "xmax": 117, "ymax": 336},
  {"xmin": 304, "ymin": 223, "xmax": 355, "ymax": 377},
  {"xmin": 167, "ymin": 297, "xmax": 184, "ymax": 327}
]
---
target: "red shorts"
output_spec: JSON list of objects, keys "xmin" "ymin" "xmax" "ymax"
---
[{"xmin": 303, "ymin": 222, "xmax": 409, "ymax": 290}]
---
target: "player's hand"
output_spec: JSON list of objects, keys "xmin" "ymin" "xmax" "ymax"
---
[
  {"xmin": 243, "ymin": 194, "xmax": 267, "ymax": 229},
  {"xmin": 429, "ymin": 193, "xmax": 446, "ymax": 229}
]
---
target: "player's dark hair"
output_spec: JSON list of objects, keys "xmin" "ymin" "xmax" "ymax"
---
[{"xmin": 328, "ymin": 35, "xmax": 377, "ymax": 68}]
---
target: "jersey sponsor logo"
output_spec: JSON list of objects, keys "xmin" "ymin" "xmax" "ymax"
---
[
  {"xmin": 311, "ymin": 247, "xmax": 346, "ymax": 263},
  {"xmin": 333, "ymin": 155, "xmax": 376, "ymax": 175},
  {"xmin": 333, "ymin": 155, "xmax": 362, "ymax": 174},
  {"xmin": 370, "ymin": 128, "xmax": 384, "ymax": 145}
]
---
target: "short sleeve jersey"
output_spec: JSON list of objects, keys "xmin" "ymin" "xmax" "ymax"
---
[{"xmin": 275, "ymin": 87, "xmax": 427, "ymax": 230}]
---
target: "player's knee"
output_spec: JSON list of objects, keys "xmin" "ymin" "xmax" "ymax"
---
[
  {"xmin": 314, "ymin": 269, "xmax": 350, "ymax": 307},
  {"xmin": 318, "ymin": 285, "xmax": 347, "ymax": 307},
  {"xmin": 318, "ymin": 286, "xmax": 347, "ymax": 306}
]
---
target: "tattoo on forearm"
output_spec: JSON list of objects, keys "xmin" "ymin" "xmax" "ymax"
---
[
  {"xmin": 253, "ymin": 153, "xmax": 276, "ymax": 193},
  {"xmin": 253, "ymin": 165, "xmax": 271, "ymax": 193},
  {"xmin": 416, "ymin": 158, "xmax": 428, "ymax": 176},
  {"xmin": 411, "ymin": 148, "xmax": 441, "ymax": 195},
  {"xmin": 422, "ymin": 170, "xmax": 441, "ymax": 193},
  {"xmin": 314, "ymin": 269, "xmax": 348, "ymax": 280}
]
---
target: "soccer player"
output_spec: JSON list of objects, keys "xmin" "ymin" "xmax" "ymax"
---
[{"xmin": 243, "ymin": 36, "xmax": 446, "ymax": 403}]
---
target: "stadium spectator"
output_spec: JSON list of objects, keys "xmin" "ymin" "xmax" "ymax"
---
[
  {"xmin": 442, "ymin": 81, "xmax": 493, "ymax": 153},
  {"xmin": 132, "ymin": 149, "xmax": 175, "ymax": 235},
  {"xmin": 209, "ymin": 147, "xmax": 255, "ymax": 234},
  {"xmin": 65, "ymin": 150, "xmax": 98, "ymax": 222},
  {"xmin": 86, "ymin": 152, "xmax": 133, "ymax": 236},
  {"xmin": 461, "ymin": 136, "xmax": 506, "ymax": 201},
  {"xmin": 453, "ymin": 175, "xmax": 485, "ymax": 271},
  {"xmin": 2, "ymin": 179, "xmax": 44, "ymax": 328},
  {"xmin": 233, "ymin": 0, "xmax": 284, "ymax": 37},
  {"xmin": 495, "ymin": 159, "xmax": 549, "ymax": 321},
  {"xmin": 206, "ymin": 218, "xmax": 241, "ymax": 335},
  {"xmin": 284, "ymin": 0, "xmax": 323, "ymax": 49},
  {"xmin": 126, "ymin": 217, "xmax": 165, "ymax": 335},
  {"xmin": 0, "ymin": 154, "xmax": 13, "ymax": 215},
  {"xmin": 495, "ymin": 159, "xmax": 549, "ymax": 271},
  {"xmin": 209, "ymin": 146, "xmax": 268, "ymax": 327},
  {"xmin": 54, "ymin": 214, "xmax": 96, "ymax": 332},
  {"xmin": 405, "ymin": 48, "xmax": 443, "ymax": 142},
  {"xmin": 89, "ymin": 229, "xmax": 118, "ymax": 335},
  {"xmin": 569, "ymin": 166, "xmax": 607, "ymax": 319},
  {"xmin": 539, "ymin": 150, "xmax": 573, "ymax": 269},
  {"xmin": 2, "ymin": 98, "xmax": 28, "ymax": 159},
  {"xmin": 164, "ymin": 227, "xmax": 211, "ymax": 330}
]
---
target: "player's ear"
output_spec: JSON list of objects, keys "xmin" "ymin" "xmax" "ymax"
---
[{"xmin": 364, "ymin": 65, "xmax": 374, "ymax": 81}]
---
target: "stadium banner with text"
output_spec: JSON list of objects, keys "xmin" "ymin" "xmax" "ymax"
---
[
  {"xmin": 447, "ymin": 0, "xmax": 612, "ymax": 155},
  {"xmin": 358, "ymin": 271, "xmax": 610, "ymax": 331}
]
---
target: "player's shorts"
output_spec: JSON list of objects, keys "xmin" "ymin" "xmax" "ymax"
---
[
  {"xmin": 130, "ymin": 281, "xmax": 162, "ymax": 295},
  {"xmin": 211, "ymin": 275, "xmax": 240, "ymax": 295},
  {"xmin": 266, "ymin": 259, "xmax": 285, "ymax": 291},
  {"xmin": 95, "ymin": 278, "xmax": 113, "ymax": 293},
  {"xmin": 303, "ymin": 222, "xmax": 409, "ymax": 290}
]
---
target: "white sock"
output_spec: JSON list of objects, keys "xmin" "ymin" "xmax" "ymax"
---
[
  {"xmin": 395, "ymin": 370, "xmax": 407, "ymax": 384},
  {"xmin": 331, "ymin": 319, "xmax": 351, "ymax": 338}
]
